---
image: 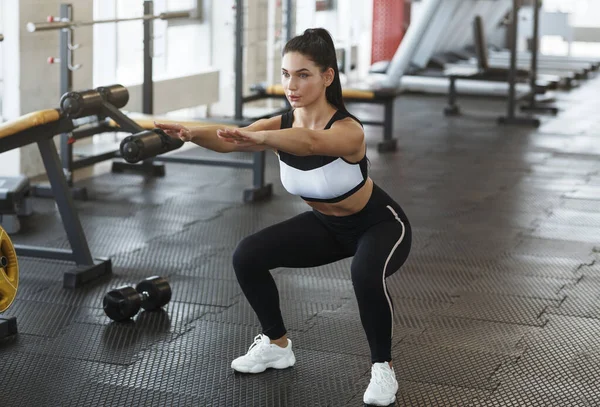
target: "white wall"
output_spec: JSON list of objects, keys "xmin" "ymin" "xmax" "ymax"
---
[
  {"xmin": 246, "ymin": 0, "xmax": 269, "ymax": 95},
  {"xmin": 0, "ymin": 1, "xmax": 21, "ymax": 176},
  {"xmin": 206, "ymin": 0, "xmax": 237, "ymax": 116},
  {"xmin": 208, "ymin": 0, "xmax": 272, "ymax": 117}
]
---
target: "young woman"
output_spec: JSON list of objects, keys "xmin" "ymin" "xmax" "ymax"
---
[{"xmin": 156, "ymin": 28, "xmax": 412, "ymax": 406}]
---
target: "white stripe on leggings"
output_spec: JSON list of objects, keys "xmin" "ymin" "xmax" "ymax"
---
[{"xmin": 384, "ymin": 205, "xmax": 406, "ymax": 339}]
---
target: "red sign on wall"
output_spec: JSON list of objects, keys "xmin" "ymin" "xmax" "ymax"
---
[{"xmin": 371, "ymin": 0, "xmax": 411, "ymax": 64}]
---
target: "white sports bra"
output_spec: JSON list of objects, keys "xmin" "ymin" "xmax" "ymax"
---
[{"xmin": 277, "ymin": 110, "xmax": 368, "ymax": 203}]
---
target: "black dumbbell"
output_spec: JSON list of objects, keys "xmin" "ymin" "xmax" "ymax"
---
[
  {"xmin": 119, "ymin": 128, "xmax": 184, "ymax": 164},
  {"xmin": 103, "ymin": 276, "xmax": 172, "ymax": 322}
]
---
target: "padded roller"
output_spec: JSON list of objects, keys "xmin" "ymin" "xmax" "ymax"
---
[
  {"xmin": 60, "ymin": 89, "xmax": 105, "ymax": 119},
  {"xmin": 96, "ymin": 84, "xmax": 129, "ymax": 110},
  {"xmin": 120, "ymin": 129, "xmax": 184, "ymax": 164},
  {"xmin": 60, "ymin": 85, "xmax": 129, "ymax": 118},
  {"xmin": 0, "ymin": 226, "xmax": 19, "ymax": 313}
]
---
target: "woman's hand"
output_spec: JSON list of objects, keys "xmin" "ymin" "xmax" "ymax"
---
[
  {"xmin": 154, "ymin": 121, "xmax": 193, "ymax": 142},
  {"xmin": 217, "ymin": 128, "xmax": 266, "ymax": 148}
]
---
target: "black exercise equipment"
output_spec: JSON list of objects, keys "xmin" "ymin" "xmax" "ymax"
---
[
  {"xmin": 0, "ymin": 175, "xmax": 33, "ymax": 234},
  {"xmin": 120, "ymin": 129, "xmax": 184, "ymax": 164},
  {"xmin": 443, "ymin": 11, "xmax": 556, "ymax": 118},
  {"xmin": 60, "ymin": 84, "xmax": 129, "ymax": 119},
  {"xmin": 103, "ymin": 276, "xmax": 172, "ymax": 322},
  {"xmin": 470, "ymin": 15, "xmax": 565, "ymax": 89},
  {"xmin": 498, "ymin": 0, "xmax": 544, "ymax": 127},
  {"xmin": 519, "ymin": 0, "xmax": 559, "ymax": 116},
  {"xmin": 445, "ymin": 0, "xmax": 556, "ymax": 126},
  {"xmin": 0, "ymin": 316, "xmax": 17, "ymax": 339},
  {"xmin": 0, "ymin": 84, "xmax": 188, "ymax": 337}
]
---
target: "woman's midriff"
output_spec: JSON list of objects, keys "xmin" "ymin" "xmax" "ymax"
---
[{"xmin": 305, "ymin": 177, "xmax": 374, "ymax": 217}]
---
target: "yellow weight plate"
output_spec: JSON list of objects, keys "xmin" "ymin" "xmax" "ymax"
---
[{"xmin": 0, "ymin": 226, "xmax": 19, "ymax": 313}]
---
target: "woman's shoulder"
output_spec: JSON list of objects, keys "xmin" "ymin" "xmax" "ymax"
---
[{"xmin": 331, "ymin": 112, "xmax": 363, "ymax": 130}]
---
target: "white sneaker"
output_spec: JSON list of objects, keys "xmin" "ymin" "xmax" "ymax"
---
[
  {"xmin": 231, "ymin": 334, "xmax": 296, "ymax": 374},
  {"xmin": 363, "ymin": 362, "xmax": 399, "ymax": 406}
]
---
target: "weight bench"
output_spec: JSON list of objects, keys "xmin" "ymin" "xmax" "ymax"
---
[
  {"xmin": 442, "ymin": 65, "xmax": 555, "ymax": 116},
  {"xmin": 0, "ymin": 175, "xmax": 33, "ymax": 234},
  {"xmin": 0, "ymin": 95, "xmax": 128, "ymax": 289},
  {"xmin": 442, "ymin": 12, "xmax": 572, "ymax": 109},
  {"xmin": 472, "ymin": 16, "xmax": 574, "ymax": 89},
  {"xmin": 244, "ymin": 83, "xmax": 399, "ymax": 153},
  {"xmin": 463, "ymin": 15, "xmax": 573, "ymax": 89}
]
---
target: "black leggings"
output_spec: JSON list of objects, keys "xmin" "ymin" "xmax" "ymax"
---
[{"xmin": 232, "ymin": 183, "xmax": 412, "ymax": 363}]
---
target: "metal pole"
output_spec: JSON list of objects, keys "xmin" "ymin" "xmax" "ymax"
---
[
  {"xmin": 505, "ymin": 0, "xmax": 518, "ymax": 120},
  {"xmin": 37, "ymin": 138, "xmax": 94, "ymax": 265},
  {"xmin": 234, "ymin": 0, "xmax": 244, "ymax": 120},
  {"xmin": 529, "ymin": 0, "xmax": 539, "ymax": 107},
  {"xmin": 284, "ymin": 0, "xmax": 293, "ymax": 43},
  {"xmin": 60, "ymin": 4, "xmax": 74, "ymax": 184},
  {"xmin": 498, "ymin": 0, "xmax": 541, "ymax": 127},
  {"xmin": 252, "ymin": 151, "xmax": 265, "ymax": 187},
  {"xmin": 520, "ymin": 0, "xmax": 558, "ymax": 115},
  {"xmin": 27, "ymin": 11, "xmax": 190, "ymax": 32},
  {"xmin": 143, "ymin": 1, "xmax": 153, "ymax": 114}
]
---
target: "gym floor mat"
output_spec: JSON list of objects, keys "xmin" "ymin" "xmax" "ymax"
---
[{"xmin": 2, "ymin": 76, "xmax": 600, "ymax": 406}]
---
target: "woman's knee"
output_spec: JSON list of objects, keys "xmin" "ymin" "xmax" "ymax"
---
[
  {"xmin": 232, "ymin": 234, "xmax": 263, "ymax": 274},
  {"xmin": 350, "ymin": 245, "xmax": 409, "ymax": 288}
]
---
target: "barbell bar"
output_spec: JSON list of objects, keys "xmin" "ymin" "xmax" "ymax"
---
[{"xmin": 27, "ymin": 11, "xmax": 191, "ymax": 33}]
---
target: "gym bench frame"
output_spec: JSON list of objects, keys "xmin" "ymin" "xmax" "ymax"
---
[{"xmin": 0, "ymin": 110, "xmax": 112, "ymax": 289}]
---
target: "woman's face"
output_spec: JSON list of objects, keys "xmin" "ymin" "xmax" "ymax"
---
[{"xmin": 281, "ymin": 51, "xmax": 333, "ymax": 108}]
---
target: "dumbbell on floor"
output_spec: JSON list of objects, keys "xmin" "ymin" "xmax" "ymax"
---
[{"xmin": 103, "ymin": 276, "xmax": 172, "ymax": 322}]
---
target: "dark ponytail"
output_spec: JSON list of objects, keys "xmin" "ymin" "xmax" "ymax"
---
[{"xmin": 283, "ymin": 28, "xmax": 362, "ymax": 126}]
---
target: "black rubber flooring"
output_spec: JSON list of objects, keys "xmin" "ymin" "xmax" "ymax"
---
[{"xmin": 2, "ymin": 75, "xmax": 600, "ymax": 406}]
